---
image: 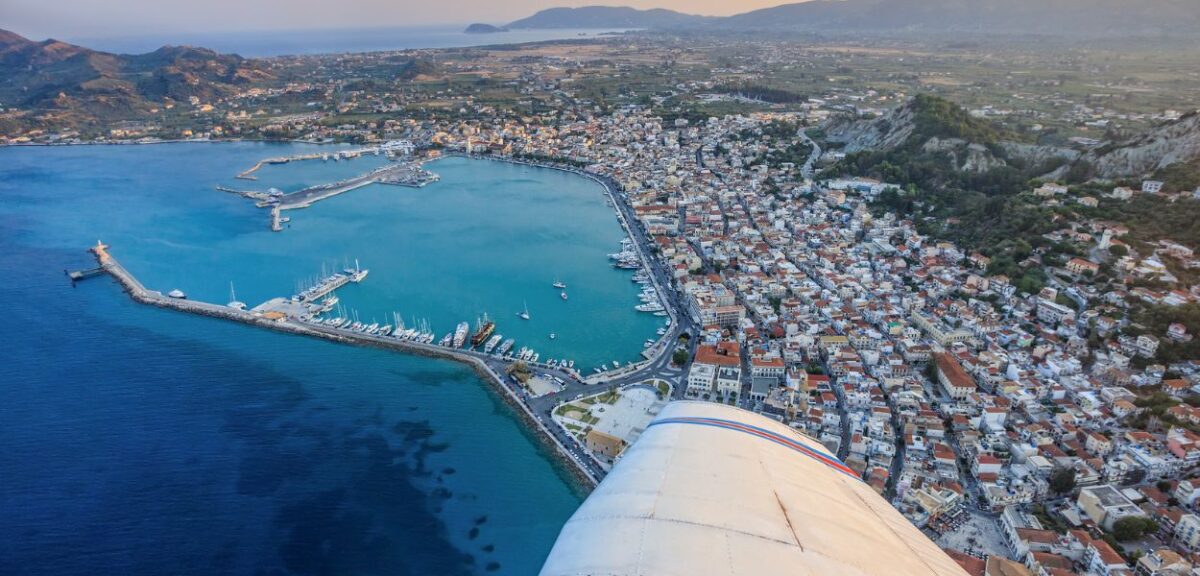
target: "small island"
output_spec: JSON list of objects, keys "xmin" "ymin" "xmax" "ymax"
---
[{"xmin": 464, "ymin": 23, "xmax": 508, "ymax": 34}]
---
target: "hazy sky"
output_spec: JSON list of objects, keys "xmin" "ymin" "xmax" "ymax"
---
[{"xmin": 5, "ymin": 0, "xmax": 793, "ymax": 40}]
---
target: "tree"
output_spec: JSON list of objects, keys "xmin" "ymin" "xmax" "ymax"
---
[
  {"xmin": 1049, "ymin": 467, "xmax": 1076, "ymax": 494},
  {"xmin": 672, "ymin": 349, "xmax": 690, "ymax": 366},
  {"xmin": 1111, "ymin": 516, "xmax": 1158, "ymax": 542}
]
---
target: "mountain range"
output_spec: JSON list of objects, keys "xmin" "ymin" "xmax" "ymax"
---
[
  {"xmin": 507, "ymin": 0, "xmax": 1200, "ymax": 37},
  {"xmin": 0, "ymin": 29, "xmax": 269, "ymax": 130}
]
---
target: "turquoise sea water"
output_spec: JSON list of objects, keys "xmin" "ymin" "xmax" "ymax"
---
[{"xmin": 0, "ymin": 142, "xmax": 654, "ymax": 574}]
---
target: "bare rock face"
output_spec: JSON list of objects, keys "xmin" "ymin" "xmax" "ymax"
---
[
  {"xmin": 823, "ymin": 105, "xmax": 916, "ymax": 153},
  {"xmin": 822, "ymin": 94, "xmax": 1200, "ymax": 183},
  {"xmin": 1086, "ymin": 113, "xmax": 1200, "ymax": 179}
]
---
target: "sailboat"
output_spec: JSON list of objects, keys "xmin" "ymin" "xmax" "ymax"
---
[
  {"xmin": 227, "ymin": 281, "xmax": 246, "ymax": 310},
  {"xmin": 517, "ymin": 301, "xmax": 530, "ymax": 320}
]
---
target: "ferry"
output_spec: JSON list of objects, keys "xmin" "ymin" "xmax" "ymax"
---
[
  {"xmin": 470, "ymin": 314, "xmax": 495, "ymax": 348},
  {"xmin": 483, "ymin": 334, "xmax": 502, "ymax": 354},
  {"xmin": 453, "ymin": 322, "xmax": 470, "ymax": 348}
]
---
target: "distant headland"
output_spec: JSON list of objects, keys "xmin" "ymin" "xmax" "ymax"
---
[{"xmin": 464, "ymin": 23, "xmax": 508, "ymax": 34}]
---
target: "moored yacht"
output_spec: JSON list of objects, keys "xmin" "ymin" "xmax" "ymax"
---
[
  {"xmin": 484, "ymin": 334, "xmax": 503, "ymax": 353},
  {"xmin": 453, "ymin": 321, "xmax": 470, "ymax": 348},
  {"xmin": 345, "ymin": 259, "xmax": 368, "ymax": 283},
  {"xmin": 227, "ymin": 282, "xmax": 246, "ymax": 310}
]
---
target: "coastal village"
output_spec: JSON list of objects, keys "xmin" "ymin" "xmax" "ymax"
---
[{"xmin": 13, "ymin": 35, "xmax": 1200, "ymax": 576}]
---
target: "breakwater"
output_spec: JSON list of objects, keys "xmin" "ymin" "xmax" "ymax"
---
[{"xmin": 78, "ymin": 243, "xmax": 599, "ymax": 490}]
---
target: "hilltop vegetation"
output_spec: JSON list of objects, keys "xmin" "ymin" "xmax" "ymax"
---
[
  {"xmin": 823, "ymin": 93, "xmax": 1200, "ymax": 282},
  {"xmin": 823, "ymin": 95, "xmax": 1059, "ymax": 256}
]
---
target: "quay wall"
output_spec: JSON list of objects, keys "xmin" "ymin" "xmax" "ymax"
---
[{"xmin": 92, "ymin": 254, "xmax": 599, "ymax": 491}]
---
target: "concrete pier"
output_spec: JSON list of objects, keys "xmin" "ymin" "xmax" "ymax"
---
[
  {"xmin": 81, "ymin": 243, "xmax": 599, "ymax": 490},
  {"xmin": 66, "ymin": 267, "xmax": 105, "ymax": 281},
  {"xmin": 276, "ymin": 161, "xmax": 438, "ymax": 211}
]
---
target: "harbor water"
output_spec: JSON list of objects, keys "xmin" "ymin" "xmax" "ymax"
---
[{"xmin": 0, "ymin": 142, "xmax": 660, "ymax": 574}]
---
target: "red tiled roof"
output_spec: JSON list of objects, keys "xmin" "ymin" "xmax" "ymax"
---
[{"xmin": 934, "ymin": 353, "xmax": 975, "ymax": 390}]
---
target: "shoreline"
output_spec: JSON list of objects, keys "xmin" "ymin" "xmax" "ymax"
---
[
  {"xmin": 2, "ymin": 137, "xmax": 338, "ymax": 148},
  {"xmin": 439, "ymin": 152, "xmax": 681, "ymax": 377},
  {"xmin": 83, "ymin": 247, "xmax": 600, "ymax": 493}
]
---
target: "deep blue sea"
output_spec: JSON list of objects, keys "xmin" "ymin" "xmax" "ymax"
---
[
  {"xmin": 0, "ymin": 142, "xmax": 662, "ymax": 575},
  {"xmin": 70, "ymin": 26, "xmax": 630, "ymax": 57}
]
